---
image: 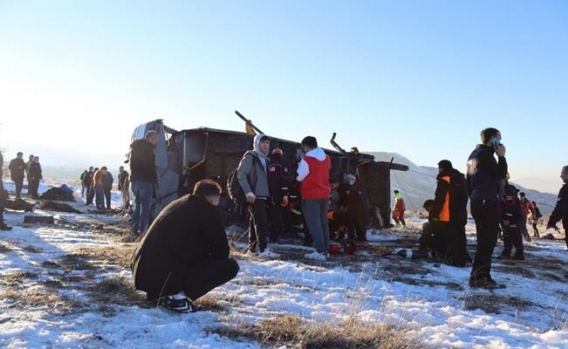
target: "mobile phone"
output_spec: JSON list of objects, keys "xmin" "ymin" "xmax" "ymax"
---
[{"xmin": 490, "ymin": 137, "xmax": 499, "ymax": 147}]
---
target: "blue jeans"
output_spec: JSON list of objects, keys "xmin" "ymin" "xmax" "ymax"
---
[
  {"xmin": 131, "ymin": 181, "xmax": 154, "ymax": 235},
  {"xmin": 302, "ymin": 198, "xmax": 330, "ymax": 253}
]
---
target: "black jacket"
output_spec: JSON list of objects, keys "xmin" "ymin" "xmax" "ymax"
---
[
  {"xmin": 548, "ymin": 183, "xmax": 568, "ymax": 230},
  {"xmin": 9, "ymin": 158, "xmax": 26, "ymax": 180},
  {"xmin": 102, "ymin": 172, "xmax": 113, "ymax": 191},
  {"xmin": 28, "ymin": 162, "xmax": 42, "ymax": 181},
  {"xmin": 129, "ymin": 139, "xmax": 157, "ymax": 183},
  {"xmin": 466, "ymin": 144, "xmax": 507, "ymax": 201},
  {"xmin": 131, "ymin": 195, "xmax": 230, "ymax": 296},
  {"xmin": 83, "ymin": 171, "xmax": 94, "ymax": 188},
  {"xmin": 267, "ymin": 153, "xmax": 289, "ymax": 200},
  {"xmin": 501, "ymin": 183, "xmax": 522, "ymax": 228},
  {"xmin": 432, "ymin": 168, "xmax": 469, "ymax": 225}
]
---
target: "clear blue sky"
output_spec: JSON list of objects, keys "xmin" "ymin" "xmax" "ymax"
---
[{"xmin": 1, "ymin": 1, "xmax": 566, "ymax": 185}]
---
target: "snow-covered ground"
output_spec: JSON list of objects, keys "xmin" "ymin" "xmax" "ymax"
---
[{"xmin": 0, "ymin": 180, "xmax": 567, "ymax": 348}]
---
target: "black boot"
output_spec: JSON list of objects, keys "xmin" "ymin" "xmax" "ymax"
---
[{"xmin": 0, "ymin": 222, "xmax": 13, "ymax": 231}]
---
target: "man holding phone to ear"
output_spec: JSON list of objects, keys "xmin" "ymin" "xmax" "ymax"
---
[{"xmin": 466, "ymin": 127, "xmax": 508, "ymax": 289}]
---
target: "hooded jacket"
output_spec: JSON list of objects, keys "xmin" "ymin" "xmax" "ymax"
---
[
  {"xmin": 236, "ymin": 134, "xmax": 270, "ymax": 198},
  {"xmin": 296, "ymin": 147, "xmax": 330, "ymax": 199}
]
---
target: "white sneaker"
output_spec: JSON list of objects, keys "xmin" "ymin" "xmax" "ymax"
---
[
  {"xmin": 258, "ymin": 248, "xmax": 280, "ymax": 259},
  {"xmin": 304, "ymin": 250, "xmax": 328, "ymax": 261}
]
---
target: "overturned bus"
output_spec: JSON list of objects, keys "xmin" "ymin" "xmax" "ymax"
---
[{"xmin": 129, "ymin": 118, "xmax": 409, "ymax": 227}]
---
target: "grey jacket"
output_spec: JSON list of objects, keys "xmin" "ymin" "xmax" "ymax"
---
[{"xmin": 236, "ymin": 135, "xmax": 270, "ymax": 198}]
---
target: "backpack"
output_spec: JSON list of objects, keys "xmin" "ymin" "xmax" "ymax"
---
[
  {"xmin": 227, "ymin": 153, "xmax": 260, "ymax": 204},
  {"xmin": 227, "ymin": 168, "xmax": 246, "ymax": 204}
]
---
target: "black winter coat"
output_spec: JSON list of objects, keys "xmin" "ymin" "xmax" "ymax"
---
[
  {"xmin": 129, "ymin": 139, "xmax": 157, "ymax": 183},
  {"xmin": 9, "ymin": 158, "xmax": 26, "ymax": 180},
  {"xmin": 466, "ymin": 144, "xmax": 507, "ymax": 202},
  {"xmin": 131, "ymin": 195, "xmax": 230, "ymax": 296},
  {"xmin": 28, "ymin": 162, "xmax": 42, "ymax": 181},
  {"xmin": 548, "ymin": 183, "xmax": 568, "ymax": 231}
]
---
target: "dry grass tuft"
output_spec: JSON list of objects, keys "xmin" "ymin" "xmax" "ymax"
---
[
  {"xmin": 212, "ymin": 316, "xmax": 425, "ymax": 349},
  {"xmin": 70, "ymin": 245, "xmax": 135, "ymax": 269},
  {"xmin": 194, "ymin": 295, "xmax": 229, "ymax": 312},
  {"xmin": 0, "ymin": 287, "xmax": 84, "ymax": 315},
  {"xmin": 463, "ymin": 293, "xmax": 535, "ymax": 314},
  {"xmin": 0, "ymin": 243, "xmax": 14, "ymax": 253},
  {"xmin": 89, "ymin": 276, "xmax": 145, "ymax": 307},
  {"xmin": 23, "ymin": 245, "xmax": 43, "ymax": 253},
  {"xmin": 59, "ymin": 253, "xmax": 97, "ymax": 271},
  {"xmin": 0, "ymin": 271, "xmax": 39, "ymax": 287},
  {"xmin": 42, "ymin": 260, "xmax": 61, "ymax": 268}
]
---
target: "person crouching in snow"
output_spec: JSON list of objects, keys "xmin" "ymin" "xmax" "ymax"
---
[{"xmin": 130, "ymin": 179, "xmax": 239, "ymax": 313}]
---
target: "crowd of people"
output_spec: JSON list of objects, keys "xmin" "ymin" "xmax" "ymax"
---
[
  {"xmin": 2, "ymin": 126, "xmax": 568, "ymax": 312},
  {"xmin": 80, "ymin": 165, "xmax": 130, "ymax": 211}
]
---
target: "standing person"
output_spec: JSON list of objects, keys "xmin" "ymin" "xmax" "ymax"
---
[
  {"xmin": 296, "ymin": 136, "xmax": 331, "ymax": 259},
  {"xmin": 8, "ymin": 152, "xmax": 26, "ymax": 199},
  {"xmin": 518, "ymin": 192, "xmax": 535, "ymax": 242},
  {"xmin": 236, "ymin": 134, "xmax": 279, "ymax": 258},
  {"xmin": 546, "ymin": 165, "xmax": 568, "ymax": 249},
  {"xmin": 80, "ymin": 170, "xmax": 88, "ymax": 198},
  {"xmin": 25, "ymin": 154, "xmax": 34, "ymax": 196},
  {"xmin": 340, "ymin": 174, "xmax": 370, "ymax": 242},
  {"xmin": 92, "ymin": 167, "xmax": 106, "ymax": 210},
  {"xmin": 392, "ymin": 190, "xmax": 406, "ymax": 228},
  {"xmin": 101, "ymin": 166, "xmax": 114, "ymax": 210},
  {"xmin": 267, "ymin": 148, "xmax": 289, "ymax": 244},
  {"xmin": 129, "ymin": 130, "xmax": 158, "ymax": 238},
  {"xmin": 131, "ymin": 179, "xmax": 239, "ymax": 313},
  {"xmin": 498, "ymin": 183, "xmax": 524, "ymax": 260},
  {"xmin": 530, "ymin": 201, "xmax": 542, "ymax": 238},
  {"xmin": 0, "ymin": 151, "xmax": 13, "ymax": 230},
  {"xmin": 118, "ymin": 165, "xmax": 130, "ymax": 210},
  {"xmin": 430, "ymin": 160, "xmax": 470, "ymax": 267},
  {"xmin": 83, "ymin": 167, "xmax": 95, "ymax": 205},
  {"xmin": 28, "ymin": 156, "xmax": 43, "ymax": 199},
  {"xmin": 466, "ymin": 127, "xmax": 508, "ymax": 289}
]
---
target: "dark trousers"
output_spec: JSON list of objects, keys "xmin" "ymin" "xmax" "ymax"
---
[
  {"xmin": 347, "ymin": 213, "xmax": 367, "ymax": 241},
  {"xmin": 248, "ymin": 199, "xmax": 269, "ymax": 252},
  {"xmin": 183, "ymin": 258, "xmax": 239, "ymax": 301},
  {"xmin": 446, "ymin": 222, "xmax": 469, "ymax": 267},
  {"xmin": 104, "ymin": 189, "xmax": 112, "ymax": 209},
  {"xmin": 470, "ymin": 200, "xmax": 501, "ymax": 282},
  {"xmin": 563, "ymin": 220, "xmax": 568, "ymax": 249},
  {"xmin": 501, "ymin": 226, "xmax": 524, "ymax": 258},
  {"xmin": 86, "ymin": 185, "xmax": 94, "ymax": 205},
  {"xmin": 531, "ymin": 220, "xmax": 540, "ymax": 237},
  {"xmin": 13, "ymin": 177, "xmax": 24, "ymax": 197},
  {"xmin": 29, "ymin": 178, "xmax": 40, "ymax": 199},
  {"xmin": 95, "ymin": 187, "xmax": 105, "ymax": 210},
  {"xmin": 0, "ymin": 181, "xmax": 6, "ymax": 222},
  {"xmin": 268, "ymin": 203, "xmax": 284, "ymax": 243},
  {"xmin": 519, "ymin": 215, "xmax": 531, "ymax": 241}
]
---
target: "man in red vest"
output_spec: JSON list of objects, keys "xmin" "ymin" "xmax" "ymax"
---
[{"xmin": 296, "ymin": 136, "xmax": 331, "ymax": 259}]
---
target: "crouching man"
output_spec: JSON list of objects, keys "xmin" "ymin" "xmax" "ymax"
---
[{"xmin": 131, "ymin": 179, "xmax": 239, "ymax": 313}]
